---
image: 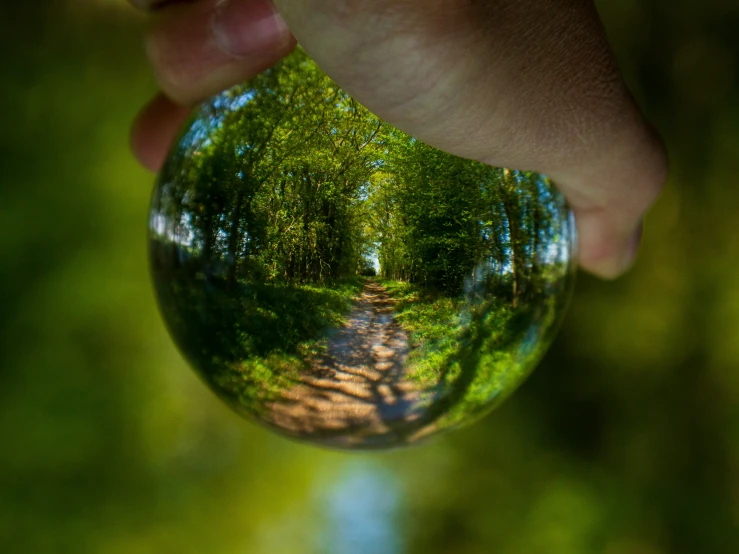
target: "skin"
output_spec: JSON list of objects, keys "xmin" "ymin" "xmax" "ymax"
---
[{"xmin": 130, "ymin": 0, "xmax": 667, "ymax": 278}]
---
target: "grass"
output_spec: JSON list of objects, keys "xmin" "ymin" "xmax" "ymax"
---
[
  {"xmin": 379, "ymin": 278, "xmax": 562, "ymax": 431},
  {"xmin": 217, "ymin": 277, "xmax": 365, "ymax": 414},
  {"xmin": 379, "ymin": 279, "xmax": 467, "ymax": 386},
  {"xmin": 153, "ymin": 265, "xmax": 365, "ymax": 414}
]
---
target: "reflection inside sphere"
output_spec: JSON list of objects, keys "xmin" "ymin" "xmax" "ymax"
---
[{"xmin": 149, "ymin": 49, "xmax": 576, "ymax": 449}]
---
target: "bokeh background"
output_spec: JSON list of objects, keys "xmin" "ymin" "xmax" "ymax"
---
[{"xmin": 3, "ymin": 1, "xmax": 739, "ymax": 552}]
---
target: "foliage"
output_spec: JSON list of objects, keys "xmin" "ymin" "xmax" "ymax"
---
[
  {"xmin": 154, "ymin": 49, "xmax": 571, "ymax": 302},
  {"xmin": 380, "ymin": 278, "xmax": 567, "ymax": 433}
]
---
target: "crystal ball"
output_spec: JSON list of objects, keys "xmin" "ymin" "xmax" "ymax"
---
[{"xmin": 149, "ymin": 49, "xmax": 576, "ymax": 449}]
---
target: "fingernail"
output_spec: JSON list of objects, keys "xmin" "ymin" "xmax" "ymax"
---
[{"xmin": 213, "ymin": 0, "xmax": 290, "ymax": 58}]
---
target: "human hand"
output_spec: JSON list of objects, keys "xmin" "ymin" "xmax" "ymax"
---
[{"xmin": 130, "ymin": 0, "xmax": 667, "ymax": 278}]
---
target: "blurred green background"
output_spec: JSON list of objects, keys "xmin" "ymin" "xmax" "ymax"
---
[{"xmin": 3, "ymin": 0, "xmax": 739, "ymax": 552}]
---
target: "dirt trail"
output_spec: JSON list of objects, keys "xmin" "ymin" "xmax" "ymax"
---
[{"xmin": 267, "ymin": 280, "xmax": 423, "ymax": 446}]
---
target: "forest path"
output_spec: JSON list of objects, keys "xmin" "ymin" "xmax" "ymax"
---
[{"xmin": 268, "ymin": 280, "xmax": 423, "ymax": 446}]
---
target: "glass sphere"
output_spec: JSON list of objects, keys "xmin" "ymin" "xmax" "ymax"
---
[{"xmin": 149, "ymin": 49, "xmax": 576, "ymax": 449}]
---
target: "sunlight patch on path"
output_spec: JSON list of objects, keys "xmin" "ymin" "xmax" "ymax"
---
[{"xmin": 267, "ymin": 281, "xmax": 424, "ymax": 446}]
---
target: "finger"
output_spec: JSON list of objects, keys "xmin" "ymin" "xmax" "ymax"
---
[
  {"xmin": 146, "ymin": 0, "xmax": 296, "ymax": 105},
  {"xmin": 272, "ymin": 0, "xmax": 667, "ymax": 278},
  {"xmin": 131, "ymin": 94, "xmax": 191, "ymax": 172},
  {"xmin": 574, "ymin": 209, "xmax": 643, "ymax": 279},
  {"xmin": 559, "ymin": 118, "xmax": 666, "ymax": 278}
]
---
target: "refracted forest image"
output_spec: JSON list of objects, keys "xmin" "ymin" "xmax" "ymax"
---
[{"xmin": 149, "ymin": 49, "xmax": 576, "ymax": 449}]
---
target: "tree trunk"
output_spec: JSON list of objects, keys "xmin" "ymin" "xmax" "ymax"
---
[
  {"xmin": 226, "ymin": 188, "xmax": 246, "ymax": 289},
  {"xmin": 500, "ymin": 170, "xmax": 521, "ymax": 308}
]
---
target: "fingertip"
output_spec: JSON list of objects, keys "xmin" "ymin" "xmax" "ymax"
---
[
  {"xmin": 575, "ymin": 210, "xmax": 643, "ymax": 280},
  {"xmin": 145, "ymin": 0, "xmax": 296, "ymax": 105},
  {"xmin": 212, "ymin": 0, "xmax": 294, "ymax": 59},
  {"xmin": 131, "ymin": 94, "xmax": 191, "ymax": 172}
]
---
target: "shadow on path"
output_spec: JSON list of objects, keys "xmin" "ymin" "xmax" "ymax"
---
[{"xmin": 267, "ymin": 280, "xmax": 427, "ymax": 447}]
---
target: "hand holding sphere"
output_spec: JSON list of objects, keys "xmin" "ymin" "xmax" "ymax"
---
[{"xmin": 131, "ymin": 0, "xmax": 666, "ymax": 447}]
